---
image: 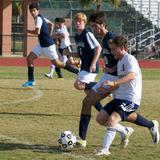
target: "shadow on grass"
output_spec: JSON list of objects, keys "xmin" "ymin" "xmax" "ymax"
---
[{"xmin": 0, "ymin": 142, "xmax": 63, "ymax": 154}]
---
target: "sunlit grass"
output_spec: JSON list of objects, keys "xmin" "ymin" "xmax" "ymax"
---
[{"xmin": 0, "ymin": 67, "xmax": 159, "ymax": 160}]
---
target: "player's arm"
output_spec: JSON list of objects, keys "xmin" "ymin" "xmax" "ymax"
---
[
  {"xmin": 27, "ymin": 16, "xmax": 42, "ymax": 35},
  {"xmin": 90, "ymin": 45, "xmax": 102, "ymax": 72},
  {"xmin": 103, "ymin": 72, "xmax": 136, "ymax": 88},
  {"xmin": 86, "ymin": 32, "xmax": 102, "ymax": 73},
  {"xmin": 47, "ymin": 21, "xmax": 54, "ymax": 35},
  {"xmin": 27, "ymin": 28, "xmax": 40, "ymax": 35}
]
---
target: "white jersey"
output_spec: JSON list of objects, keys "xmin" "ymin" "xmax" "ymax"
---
[
  {"xmin": 56, "ymin": 25, "xmax": 71, "ymax": 49},
  {"xmin": 114, "ymin": 53, "xmax": 142, "ymax": 105},
  {"xmin": 35, "ymin": 17, "xmax": 50, "ymax": 29}
]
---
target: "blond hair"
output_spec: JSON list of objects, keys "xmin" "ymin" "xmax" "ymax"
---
[{"xmin": 74, "ymin": 12, "xmax": 87, "ymax": 23}]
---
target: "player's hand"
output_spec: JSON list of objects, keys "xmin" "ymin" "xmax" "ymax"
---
[
  {"xmin": 89, "ymin": 64, "xmax": 96, "ymax": 73},
  {"xmin": 102, "ymin": 80, "xmax": 114, "ymax": 87}
]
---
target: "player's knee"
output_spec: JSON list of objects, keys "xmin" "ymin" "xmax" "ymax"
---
[
  {"xmin": 27, "ymin": 56, "xmax": 33, "ymax": 66},
  {"xmin": 127, "ymin": 112, "xmax": 137, "ymax": 122},
  {"xmin": 52, "ymin": 59, "xmax": 64, "ymax": 68},
  {"xmin": 74, "ymin": 81, "xmax": 85, "ymax": 90}
]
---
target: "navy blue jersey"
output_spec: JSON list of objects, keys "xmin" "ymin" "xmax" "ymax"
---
[
  {"xmin": 75, "ymin": 29, "xmax": 99, "ymax": 73},
  {"xmin": 36, "ymin": 15, "xmax": 54, "ymax": 47},
  {"xmin": 102, "ymin": 32, "xmax": 118, "ymax": 76}
]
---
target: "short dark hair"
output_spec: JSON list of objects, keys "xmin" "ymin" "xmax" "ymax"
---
[
  {"xmin": 29, "ymin": 2, "xmax": 39, "ymax": 10},
  {"xmin": 55, "ymin": 17, "xmax": 65, "ymax": 23},
  {"xmin": 89, "ymin": 11, "xmax": 107, "ymax": 26},
  {"xmin": 109, "ymin": 35, "xmax": 128, "ymax": 50}
]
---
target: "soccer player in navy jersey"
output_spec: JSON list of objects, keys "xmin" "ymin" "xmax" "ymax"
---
[
  {"xmin": 63, "ymin": 12, "xmax": 104, "ymax": 146},
  {"xmin": 22, "ymin": 2, "xmax": 76, "ymax": 87},
  {"xmin": 76, "ymin": 11, "xmax": 134, "ymax": 148},
  {"xmin": 95, "ymin": 35, "xmax": 159, "ymax": 156},
  {"xmin": 64, "ymin": 12, "xmax": 102, "ymax": 90}
]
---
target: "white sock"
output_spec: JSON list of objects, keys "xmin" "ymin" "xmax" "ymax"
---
[
  {"xmin": 50, "ymin": 65, "xmax": 55, "ymax": 76},
  {"xmin": 102, "ymin": 127, "xmax": 116, "ymax": 151},
  {"xmin": 115, "ymin": 123, "xmax": 128, "ymax": 138}
]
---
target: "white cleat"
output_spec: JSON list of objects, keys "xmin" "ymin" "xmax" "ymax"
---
[
  {"xmin": 150, "ymin": 120, "xmax": 159, "ymax": 144},
  {"xmin": 44, "ymin": 73, "xmax": 53, "ymax": 79},
  {"xmin": 95, "ymin": 148, "xmax": 111, "ymax": 156},
  {"xmin": 120, "ymin": 127, "xmax": 134, "ymax": 149}
]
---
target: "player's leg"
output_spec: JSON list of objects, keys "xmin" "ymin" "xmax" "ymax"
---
[
  {"xmin": 77, "ymin": 89, "xmax": 106, "ymax": 147},
  {"xmin": 22, "ymin": 49, "xmax": 39, "ymax": 87},
  {"xmin": 127, "ymin": 112, "xmax": 159, "ymax": 144},
  {"xmin": 55, "ymin": 67, "xmax": 63, "ymax": 78},
  {"xmin": 60, "ymin": 47, "xmax": 79, "ymax": 74},
  {"xmin": 42, "ymin": 44, "xmax": 77, "ymax": 72},
  {"xmin": 96, "ymin": 99, "xmax": 135, "ymax": 156},
  {"xmin": 74, "ymin": 79, "xmax": 86, "ymax": 90},
  {"xmin": 45, "ymin": 64, "xmax": 55, "ymax": 79}
]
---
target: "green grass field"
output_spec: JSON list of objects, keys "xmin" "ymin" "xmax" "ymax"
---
[{"xmin": 0, "ymin": 66, "xmax": 160, "ymax": 160}]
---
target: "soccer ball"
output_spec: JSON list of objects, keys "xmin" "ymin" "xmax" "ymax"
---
[{"xmin": 58, "ymin": 130, "xmax": 77, "ymax": 150}]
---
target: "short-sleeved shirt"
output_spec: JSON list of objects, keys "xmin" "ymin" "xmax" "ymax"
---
[
  {"xmin": 56, "ymin": 25, "xmax": 71, "ymax": 49},
  {"xmin": 35, "ymin": 15, "xmax": 54, "ymax": 47},
  {"xmin": 75, "ymin": 29, "xmax": 100, "ymax": 73},
  {"xmin": 114, "ymin": 53, "xmax": 142, "ymax": 105}
]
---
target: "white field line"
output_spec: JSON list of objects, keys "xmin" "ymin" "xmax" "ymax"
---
[{"xmin": 0, "ymin": 88, "xmax": 43, "ymax": 106}]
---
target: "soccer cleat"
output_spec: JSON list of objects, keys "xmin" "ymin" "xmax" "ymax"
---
[
  {"xmin": 57, "ymin": 76, "xmax": 64, "ymax": 80},
  {"xmin": 76, "ymin": 137, "xmax": 87, "ymax": 148},
  {"xmin": 44, "ymin": 73, "xmax": 53, "ymax": 79},
  {"xmin": 95, "ymin": 148, "xmax": 111, "ymax": 156},
  {"xmin": 150, "ymin": 120, "xmax": 159, "ymax": 144},
  {"xmin": 22, "ymin": 81, "xmax": 35, "ymax": 87},
  {"xmin": 120, "ymin": 127, "xmax": 134, "ymax": 149}
]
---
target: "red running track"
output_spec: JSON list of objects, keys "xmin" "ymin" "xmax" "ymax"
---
[{"xmin": 0, "ymin": 57, "xmax": 160, "ymax": 68}]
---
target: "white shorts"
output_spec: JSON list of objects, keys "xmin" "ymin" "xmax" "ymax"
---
[
  {"xmin": 32, "ymin": 43, "xmax": 58, "ymax": 60},
  {"xmin": 92, "ymin": 73, "xmax": 118, "ymax": 93},
  {"xmin": 77, "ymin": 70, "xmax": 97, "ymax": 84}
]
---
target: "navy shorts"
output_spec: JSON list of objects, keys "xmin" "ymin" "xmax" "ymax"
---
[{"xmin": 103, "ymin": 98, "xmax": 139, "ymax": 121}]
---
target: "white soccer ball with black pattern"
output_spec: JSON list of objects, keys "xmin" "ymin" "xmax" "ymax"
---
[{"xmin": 58, "ymin": 130, "xmax": 77, "ymax": 150}]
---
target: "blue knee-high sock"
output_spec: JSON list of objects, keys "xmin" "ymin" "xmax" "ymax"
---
[
  {"xmin": 28, "ymin": 66, "xmax": 34, "ymax": 81},
  {"xmin": 135, "ymin": 114, "xmax": 154, "ymax": 129},
  {"xmin": 55, "ymin": 67, "xmax": 63, "ymax": 78},
  {"xmin": 79, "ymin": 114, "xmax": 91, "ymax": 140},
  {"xmin": 94, "ymin": 102, "xmax": 102, "ymax": 111}
]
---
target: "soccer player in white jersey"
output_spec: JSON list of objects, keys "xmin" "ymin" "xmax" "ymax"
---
[
  {"xmin": 95, "ymin": 35, "xmax": 159, "ymax": 156},
  {"xmin": 22, "ymin": 2, "xmax": 76, "ymax": 87},
  {"xmin": 45, "ymin": 17, "xmax": 79, "ymax": 79}
]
